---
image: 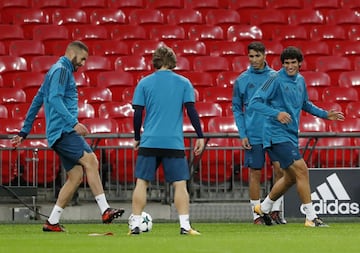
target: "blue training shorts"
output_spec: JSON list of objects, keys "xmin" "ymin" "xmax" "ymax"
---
[
  {"xmin": 244, "ymin": 144, "xmax": 266, "ymax": 169},
  {"xmin": 266, "ymin": 141, "xmax": 302, "ymax": 169},
  {"xmin": 52, "ymin": 131, "xmax": 93, "ymax": 171},
  {"xmin": 135, "ymin": 155, "xmax": 190, "ymax": 183}
]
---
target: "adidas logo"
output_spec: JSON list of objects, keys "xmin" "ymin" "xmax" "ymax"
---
[{"xmin": 301, "ymin": 173, "xmax": 360, "ymax": 215}]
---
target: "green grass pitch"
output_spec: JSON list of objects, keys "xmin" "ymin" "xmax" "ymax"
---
[{"xmin": 0, "ymin": 222, "xmax": 359, "ymax": 253}]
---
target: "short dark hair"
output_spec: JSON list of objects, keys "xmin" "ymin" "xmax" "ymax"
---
[
  {"xmin": 67, "ymin": 40, "xmax": 89, "ymax": 53},
  {"xmin": 280, "ymin": 46, "xmax": 303, "ymax": 64},
  {"xmin": 248, "ymin": 42, "xmax": 266, "ymax": 54},
  {"xmin": 152, "ymin": 46, "xmax": 177, "ymax": 69}
]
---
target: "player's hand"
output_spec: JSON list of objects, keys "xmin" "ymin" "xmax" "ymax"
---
[
  {"xmin": 242, "ymin": 138, "xmax": 251, "ymax": 149},
  {"xmin": 194, "ymin": 138, "xmax": 205, "ymax": 156},
  {"xmin": 277, "ymin": 112, "xmax": 292, "ymax": 124},
  {"xmin": 133, "ymin": 140, "xmax": 140, "ymax": 150},
  {"xmin": 11, "ymin": 135, "xmax": 23, "ymax": 147},
  {"xmin": 74, "ymin": 123, "xmax": 89, "ymax": 136},
  {"xmin": 327, "ymin": 110, "xmax": 345, "ymax": 121}
]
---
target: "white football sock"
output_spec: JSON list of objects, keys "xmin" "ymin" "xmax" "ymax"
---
[
  {"xmin": 95, "ymin": 193, "xmax": 110, "ymax": 214},
  {"xmin": 179, "ymin": 214, "xmax": 191, "ymax": 230},
  {"xmin": 302, "ymin": 202, "xmax": 317, "ymax": 221},
  {"xmin": 261, "ymin": 196, "xmax": 275, "ymax": 214},
  {"xmin": 130, "ymin": 214, "xmax": 142, "ymax": 229},
  {"xmin": 48, "ymin": 205, "xmax": 63, "ymax": 225},
  {"xmin": 271, "ymin": 196, "xmax": 283, "ymax": 212}
]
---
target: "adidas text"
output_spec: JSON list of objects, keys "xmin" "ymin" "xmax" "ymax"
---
[{"xmin": 301, "ymin": 200, "xmax": 359, "ymax": 215}]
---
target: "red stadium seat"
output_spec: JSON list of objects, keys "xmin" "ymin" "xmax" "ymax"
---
[
  {"xmin": 32, "ymin": 24, "xmax": 69, "ymax": 42},
  {"xmin": 326, "ymin": 9, "xmax": 360, "ymax": 27},
  {"xmin": 288, "ymin": 9, "xmax": 325, "ymax": 28},
  {"xmin": 307, "ymin": 87, "xmax": 319, "ymax": 102},
  {"xmin": 250, "ymin": 9, "xmax": 287, "ymax": 40},
  {"xmin": 0, "ymin": 56, "xmax": 28, "ymax": 75},
  {"xmin": 263, "ymin": 41, "xmax": 283, "ymax": 63},
  {"xmin": 338, "ymin": 71, "xmax": 360, "ymax": 90},
  {"xmin": 227, "ymin": 25, "xmax": 263, "ymax": 42},
  {"xmin": 73, "ymin": 72, "xmax": 90, "ymax": 87},
  {"xmin": 131, "ymin": 40, "xmax": 165, "ymax": 57},
  {"xmin": 193, "ymin": 102, "xmax": 222, "ymax": 131},
  {"xmin": 309, "ymin": 25, "xmax": 347, "ymax": 48},
  {"xmin": 271, "ymin": 26, "xmax": 308, "ymax": 44},
  {"xmin": 31, "ymin": 0, "xmax": 68, "ymax": 10},
  {"xmin": 315, "ymin": 56, "xmax": 352, "ymax": 84},
  {"xmin": 98, "ymin": 102, "xmax": 134, "ymax": 120},
  {"xmin": 167, "ymin": 9, "xmax": 203, "ymax": 29},
  {"xmin": 97, "ymin": 71, "xmax": 134, "ymax": 101},
  {"xmin": 106, "ymin": 0, "xmax": 143, "ymax": 16},
  {"xmin": 120, "ymin": 87, "xmax": 135, "ymax": 103},
  {"xmin": 312, "ymin": 101, "xmax": 342, "ymax": 115},
  {"xmin": 172, "ymin": 56, "xmax": 190, "ymax": 72},
  {"xmin": 32, "ymin": 25, "xmax": 69, "ymax": 54},
  {"xmin": 12, "ymin": 9, "xmax": 50, "ymax": 39},
  {"xmin": 149, "ymin": 25, "xmax": 186, "ymax": 41},
  {"xmin": 0, "ymin": 0, "xmax": 30, "ymax": 24},
  {"xmin": 267, "ymin": 0, "xmax": 304, "ymax": 9},
  {"xmin": 52, "ymin": 9, "xmax": 88, "ymax": 31},
  {"xmin": 114, "ymin": 56, "xmax": 152, "ymax": 72},
  {"xmin": 78, "ymin": 101, "xmax": 95, "ymax": 120},
  {"xmin": 332, "ymin": 41, "xmax": 360, "ymax": 63},
  {"xmin": 89, "ymin": 40, "xmax": 128, "ymax": 59},
  {"xmin": 193, "ymin": 56, "xmax": 229, "ymax": 72},
  {"xmin": 301, "ymin": 71, "xmax": 331, "ymax": 93},
  {"xmin": 188, "ymin": 25, "xmax": 224, "ymax": 41},
  {"xmin": 207, "ymin": 116, "xmax": 237, "ymax": 133},
  {"xmin": 328, "ymin": 118, "xmax": 360, "ymax": 132},
  {"xmin": 128, "ymin": 9, "xmax": 164, "ymax": 26},
  {"xmin": 68, "ymin": 0, "xmax": 106, "ymax": 10},
  {"xmin": 171, "ymin": 40, "xmax": 207, "ymax": 57},
  {"xmin": 110, "ymin": 25, "xmax": 147, "ymax": 42},
  {"xmin": 322, "ymin": 86, "xmax": 359, "ymax": 111},
  {"xmin": 216, "ymin": 71, "xmax": 239, "ymax": 88},
  {"xmin": 231, "ymin": 56, "xmax": 250, "ymax": 73},
  {"xmin": 0, "ymin": 42, "xmax": 6, "ymax": 56},
  {"xmin": 81, "ymin": 118, "xmax": 119, "ymax": 152},
  {"xmin": 205, "ymin": 9, "xmax": 241, "ymax": 31},
  {"xmin": 13, "ymin": 72, "xmax": 44, "ymax": 102},
  {"xmin": 146, "ymin": 0, "xmax": 183, "ymax": 9},
  {"xmin": 207, "ymin": 41, "xmax": 245, "ymax": 57},
  {"xmin": 227, "ymin": 0, "xmax": 266, "ymax": 24},
  {"xmin": 184, "ymin": 0, "xmax": 221, "ymax": 9},
  {"xmin": 0, "ymin": 105, "xmax": 8, "ymax": 118},
  {"xmin": 345, "ymin": 102, "xmax": 360, "ymax": 119},
  {"xmin": 0, "ymin": 25, "xmax": 24, "ymax": 46},
  {"xmin": 8, "ymin": 40, "xmax": 45, "ymax": 64},
  {"xmin": 82, "ymin": 55, "xmax": 113, "ymax": 85},
  {"xmin": 89, "ymin": 9, "xmax": 126, "ymax": 32},
  {"xmin": 311, "ymin": 0, "xmax": 340, "ymax": 16},
  {"xmin": 341, "ymin": 0, "xmax": 360, "ymax": 10},
  {"xmin": 292, "ymin": 41, "xmax": 330, "ymax": 70},
  {"xmin": 0, "ymin": 88, "xmax": 26, "ymax": 105},
  {"xmin": 299, "ymin": 115, "xmax": 327, "ymax": 133},
  {"xmin": 78, "ymin": 87, "xmax": 112, "ymax": 116},
  {"xmin": 71, "ymin": 25, "xmax": 108, "ymax": 41},
  {"xmin": 9, "ymin": 102, "xmax": 44, "ymax": 120},
  {"xmin": 30, "ymin": 55, "xmax": 58, "ymax": 73},
  {"xmin": 181, "ymin": 71, "xmax": 213, "ymax": 100},
  {"xmin": 202, "ymin": 87, "xmax": 232, "ymax": 114}
]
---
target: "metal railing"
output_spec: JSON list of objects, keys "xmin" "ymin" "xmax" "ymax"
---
[{"xmin": 0, "ymin": 132, "xmax": 359, "ymax": 203}]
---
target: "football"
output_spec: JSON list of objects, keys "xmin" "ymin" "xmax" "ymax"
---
[{"xmin": 128, "ymin": 211, "xmax": 153, "ymax": 232}]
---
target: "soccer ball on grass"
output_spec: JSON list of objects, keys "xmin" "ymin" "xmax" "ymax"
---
[{"xmin": 128, "ymin": 211, "xmax": 153, "ymax": 232}]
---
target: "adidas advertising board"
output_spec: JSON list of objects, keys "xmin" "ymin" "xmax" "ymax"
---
[{"xmin": 284, "ymin": 169, "xmax": 360, "ymax": 217}]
